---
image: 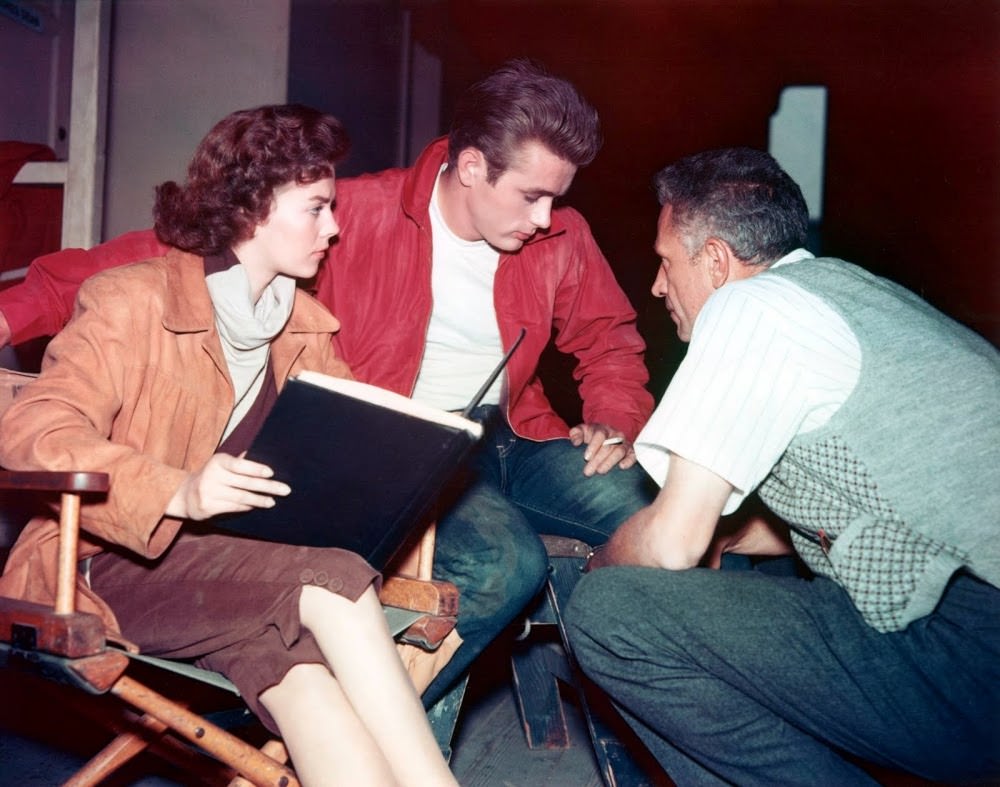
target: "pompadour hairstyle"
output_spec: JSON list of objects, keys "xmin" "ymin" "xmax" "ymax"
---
[{"xmin": 447, "ymin": 58, "xmax": 602, "ymax": 182}]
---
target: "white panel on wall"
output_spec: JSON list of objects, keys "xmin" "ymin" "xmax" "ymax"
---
[
  {"xmin": 769, "ymin": 85, "xmax": 827, "ymax": 222},
  {"xmin": 103, "ymin": 0, "xmax": 290, "ymax": 239}
]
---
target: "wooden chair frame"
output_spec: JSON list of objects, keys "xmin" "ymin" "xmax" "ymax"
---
[{"xmin": 0, "ymin": 470, "xmax": 458, "ymax": 786}]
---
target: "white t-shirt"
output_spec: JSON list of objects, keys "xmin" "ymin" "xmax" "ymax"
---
[
  {"xmin": 635, "ymin": 250, "xmax": 862, "ymax": 514},
  {"xmin": 411, "ymin": 169, "xmax": 506, "ymax": 410}
]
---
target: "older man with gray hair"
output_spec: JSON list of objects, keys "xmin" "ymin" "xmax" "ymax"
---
[{"xmin": 568, "ymin": 147, "xmax": 1000, "ymax": 785}]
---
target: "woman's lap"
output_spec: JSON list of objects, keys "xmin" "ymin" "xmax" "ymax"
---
[{"xmin": 91, "ymin": 530, "xmax": 380, "ymax": 732}]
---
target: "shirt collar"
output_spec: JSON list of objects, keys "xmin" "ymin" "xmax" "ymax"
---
[{"xmin": 769, "ymin": 247, "xmax": 815, "ymax": 269}]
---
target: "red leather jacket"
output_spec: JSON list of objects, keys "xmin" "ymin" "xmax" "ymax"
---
[{"xmin": 1, "ymin": 138, "xmax": 652, "ymax": 440}]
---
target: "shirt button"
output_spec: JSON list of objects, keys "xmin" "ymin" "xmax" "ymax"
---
[
  {"xmin": 298, "ymin": 568, "xmax": 315, "ymax": 584},
  {"xmin": 327, "ymin": 577, "xmax": 344, "ymax": 593},
  {"xmin": 314, "ymin": 570, "xmax": 330, "ymax": 586}
]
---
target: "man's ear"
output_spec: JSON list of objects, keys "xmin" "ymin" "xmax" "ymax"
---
[
  {"xmin": 702, "ymin": 238, "xmax": 733, "ymax": 289},
  {"xmin": 454, "ymin": 147, "xmax": 486, "ymax": 187}
]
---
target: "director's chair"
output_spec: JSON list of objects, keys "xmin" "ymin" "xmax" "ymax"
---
[{"xmin": 0, "ymin": 371, "xmax": 460, "ymax": 786}]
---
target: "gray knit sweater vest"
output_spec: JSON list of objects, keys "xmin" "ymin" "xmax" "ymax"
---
[{"xmin": 758, "ymin": 258, "xmax": 1000, "ymax": 631}]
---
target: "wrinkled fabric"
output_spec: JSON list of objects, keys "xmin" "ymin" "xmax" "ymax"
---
[
  {"xmin": 0, "ymin": 139, "xmax": 653, "ymax": 441},
  {"xmin": 0, "ymin": 249, "xmax": 350, "ymax": 633}
]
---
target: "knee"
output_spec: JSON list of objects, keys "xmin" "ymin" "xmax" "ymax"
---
[
  {"xmin": 565, "ymin": 567, "xmax": 673, "ymax": 671},
  {"xmin": 475, "ymin": 532, "xmax": 548, "ymax": 613},
  {"xmin": 564, "ymin": 569, "xmax": 621, "ymax": 665},
  {"xmin": 259, "ymin": 661, "xmax": 330, "ymax": 714},
  {"xmin": 299, "ymin": 584, "xmax": 382, "ymax": 635},
  {"xmin": 437, "ymin": 510, "xmax": 548, "ymax": 603}
]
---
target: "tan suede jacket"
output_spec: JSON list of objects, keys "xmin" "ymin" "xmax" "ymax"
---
[{"xmin": 0, "ymin": 249, "xmax": 350, "ymax": 632}]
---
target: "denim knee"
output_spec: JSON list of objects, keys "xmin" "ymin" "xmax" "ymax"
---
[{"xmin": 476, "ymin": 529, "xmax": 548, "ymax": 623}]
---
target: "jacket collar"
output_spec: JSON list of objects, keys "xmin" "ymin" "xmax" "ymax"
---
[
  {"xmin": 160, "ymin": 247, "xmax": 341, "ymax": 336},
  {"xmin": 401, "ymin": 137, "xmax": 449, "ymax": 228},
  {"xmin": 400, "ymin": 136, "xmax": 569, "ymax": 248}
]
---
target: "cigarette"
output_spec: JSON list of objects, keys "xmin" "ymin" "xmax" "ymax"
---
[{"xmin": 602, "ymin": 436, "xmax": 624, "ymax": 446}]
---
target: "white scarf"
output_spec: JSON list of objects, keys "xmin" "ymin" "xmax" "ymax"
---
[{"xmin": 204, "ymin": 252, "xmax": 296, "ymax": 443}]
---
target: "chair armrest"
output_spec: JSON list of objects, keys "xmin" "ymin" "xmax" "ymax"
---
[
  {"xmin": 0, "ymin": 597, "xmax": 106, "ymax": 657},
  {"xmin": 0, "ymin": 470, "xmax": 109, "ymax": 615},
  {"xmin": 379, "ymin": 576, "xmax": 459, "ymax": 617},
  {"xmin": 0, "ymin": 470, "xmax": 109, "ymax": 493}
]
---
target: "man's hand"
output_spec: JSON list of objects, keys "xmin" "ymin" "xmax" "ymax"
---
[
  {"xmin": 165, "ymin": 452, "xmax": 291, "ymax": 521},
  {"xmin": 703, "ymin": 515, "xmax": 792, "ymax": 569},
  {"xmin": 570, "ymin": 422, "xmax": 637, "ymax": 476}
]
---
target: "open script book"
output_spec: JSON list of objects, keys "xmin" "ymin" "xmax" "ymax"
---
[{"xmin": 218, "ymin": 329, "xmax": 525, "ymax": 570}]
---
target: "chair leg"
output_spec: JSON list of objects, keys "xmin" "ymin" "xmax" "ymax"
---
[
  {"xmin": 511, "ymin": 635, "xmax": 571, "ymax": 749},
  {"xmin": 228, "ymin": 740, "xmax": 292, "ymax": 787},
  {"xmin": 506, "ymin": 539, "xmax": 661, "ymax": 785},
  {"xmin": 110, "ymin": 673, "xmax": 299, "ymax": 787},
  {"xmin": 546, "ymin": 552, "xmax": 660, "ymax": 787},
  {"xmin": 426, "ymin": 675, "xmax": 469, "ymax": 762},
  {"xmin": 64, "ymin": 712, "xmax": 168, "ymax": 787}
]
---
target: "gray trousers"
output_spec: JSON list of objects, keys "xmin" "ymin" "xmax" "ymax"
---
[{"xmin": 565, "ymin": 565, "xmax": 1000, "ymax": 786}]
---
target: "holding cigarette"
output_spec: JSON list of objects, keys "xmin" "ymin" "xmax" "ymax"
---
[{"xmin": 571, "ymin": 425, "xmax": 638, "ymax": 475}]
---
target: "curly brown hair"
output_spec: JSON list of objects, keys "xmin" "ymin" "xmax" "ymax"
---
[{"xmin": 154, "ymin": 104, "xmax": 349, "ymax": 255}]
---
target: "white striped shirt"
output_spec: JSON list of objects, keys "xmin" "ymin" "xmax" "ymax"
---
[{"xmin": 635, "ymin": 250, "xmax": 862, "ymax": 515}]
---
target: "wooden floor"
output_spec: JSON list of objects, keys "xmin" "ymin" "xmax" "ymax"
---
[
  {"xmin": 451, "ymin": 666, "xmax": 606, "ymax": 786},
  {"xmin": 0, "ymin": 630, "xmax": 652, "ymax": 786}
]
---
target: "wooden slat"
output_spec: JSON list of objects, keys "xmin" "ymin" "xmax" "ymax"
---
[
  {"xmin": 379, "ymin": 576, "xmax": 458, "ymax": 616},
  {"xmin": 110, "ymin": 675, "xmax": 299, "ymax": 787},
  {"xmin": 0, "ymin": 598, "xmax": 106, "ymax": 658},
  {"xmin": 0, "ymin": 471, "xmax": 109, "ymax": 494}
]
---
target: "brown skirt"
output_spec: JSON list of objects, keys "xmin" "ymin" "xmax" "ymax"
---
[{"xmin": 90, "ymin": 528, "xmax": 379, "ymax": 732}]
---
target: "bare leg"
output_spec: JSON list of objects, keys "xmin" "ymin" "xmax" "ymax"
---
[
  {"xmin": 297, "ymin": 584, "xmax": 458, "ymax": 786},
  {"xmin": 260, "ymin": 662, "xmax": 397, "ymax": 786}
]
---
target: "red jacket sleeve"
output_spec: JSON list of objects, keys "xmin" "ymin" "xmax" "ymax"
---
[{"xmin": 0, "ymin": 228, "xmax": 168, "ymax": 345}]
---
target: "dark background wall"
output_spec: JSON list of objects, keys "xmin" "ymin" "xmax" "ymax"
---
[
  {"xmin": 415, "ymin": 0, "xmax": 1000, "ymax": 412},
  {"xmin": 289, "ymin": 1, "xmax": 407, "ymax": 177}
]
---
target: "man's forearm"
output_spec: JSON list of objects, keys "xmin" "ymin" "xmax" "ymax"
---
[
  {"xmin": 0, "ymin": 229, "xmax": 168, "ymax": 347},
  {"xmin": 0, "ymin": 249, "xmax": 87, "ymax": 344},
  {"xmin": 587, "ymin": 504, "xmax": 707, "ymax": 572},
  {"xmin": 587, "ymin": 453, "xmax": 734, "ymax": 571}
]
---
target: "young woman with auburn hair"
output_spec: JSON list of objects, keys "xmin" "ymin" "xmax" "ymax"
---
[{"xmin": 0, "ymin": 104, "xmax": 457, "ymax": 787}]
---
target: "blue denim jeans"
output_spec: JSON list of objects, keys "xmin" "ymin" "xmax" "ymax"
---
[
  {"xmin": 566, "ymin": 565, "xmax": 1000, "ymax": 785},
  {"xmin": 422, "ymin": 406, "xmax": 656, "ymax": 707}
]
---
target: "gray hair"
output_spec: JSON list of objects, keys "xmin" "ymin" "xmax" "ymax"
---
[{"xmin": 653, "ymin": 147, "xmax": 808, "ymax": 265}]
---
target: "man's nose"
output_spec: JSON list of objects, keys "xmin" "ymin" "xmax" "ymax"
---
[
  {"xmin": 651, "ymin": 269, "xmax": 668, "ymax": 297},
  {"xmin": 530, "ymin": 199, "xmax": 553, "ymax": 229}
]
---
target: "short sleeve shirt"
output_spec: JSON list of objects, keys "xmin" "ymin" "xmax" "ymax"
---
[{"xmin": 635, "ymin": 250, "xmax": 862, "ymax": 515}]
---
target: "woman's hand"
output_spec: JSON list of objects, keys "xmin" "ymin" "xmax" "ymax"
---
[{"xmin": 165, "ymin": 452, "xmax": 291, "ymax": 521}]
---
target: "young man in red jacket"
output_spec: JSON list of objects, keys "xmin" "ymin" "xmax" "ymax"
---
[{"xmin": 0, "ymin": 59, "xmax": 655, "ymax": 707}]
